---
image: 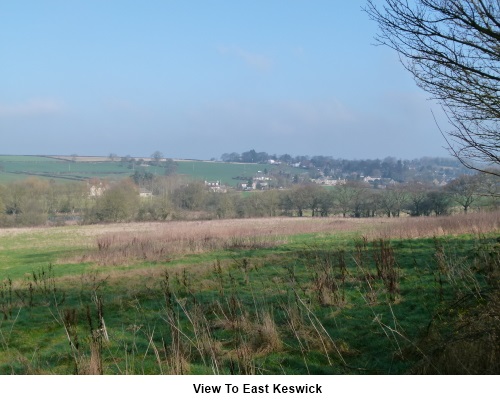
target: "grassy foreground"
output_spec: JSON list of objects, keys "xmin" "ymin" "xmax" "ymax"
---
[{"xmin": 0, "ymin": 214, "xmax": 498, "ymax": 374}]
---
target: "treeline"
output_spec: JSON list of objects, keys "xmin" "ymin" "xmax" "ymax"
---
[
  {"xmin": 205, "ymin": 175, "xmax": 499, "ymax": 219},
  {"xmin": 0, "ymin": 172, "xmax": 498, "ymax": 227}
]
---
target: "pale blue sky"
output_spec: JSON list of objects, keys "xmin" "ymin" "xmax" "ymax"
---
[{"xmin": 0, "ymin": 0, "xmax": 449, "ymax": 160}]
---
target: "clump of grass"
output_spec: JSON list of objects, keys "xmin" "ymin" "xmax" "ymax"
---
[
  {"xmin": 251, "ymin": 310, "xmax": 282, "ymax": 354},
  {"xmin": 372, "ymin": 239, "xmax": 400, "ymax": 302},
  {"xmin": 297, "ymin": 248, "xmax": 348, "ymax": 307},
  {"xmin": 0, "ymin": 278, "xmax": 14, "ymax": 320}
]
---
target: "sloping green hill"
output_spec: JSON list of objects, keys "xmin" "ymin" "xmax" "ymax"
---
[
  {"xmin": 0, "ymin": 155, "xmax": 302, "ymax": 185},
  {"xmin": 0, "ymin": 155, "xmax": 132, "ymax": 183},
  {"xmin": 176, "ymin": 160, "xmax": 299, "ymax": 186}
]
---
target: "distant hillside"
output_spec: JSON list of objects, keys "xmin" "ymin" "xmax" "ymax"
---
[
  {"xmin": 175, "ymin": 160, "xmax": 301, "ymax": 186},
  {"xmin": 0, "ymin": 153, "xmax": 474, "ymax": 187},
  {"xmin": 0, "ymin": 155, "xmax": 301, "ymax": 186},
  {"xmin": 220, "ymin": 150, "xmax": 473, "ymax": 184},
  {"xmin": 0, "ymin": 155, "xmax": 131, "ymax": 183}
]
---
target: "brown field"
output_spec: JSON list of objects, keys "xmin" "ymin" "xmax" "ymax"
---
[
  {"xmin": 52, "ymin": 211, "xmax": 500, "ymax": 266},
  {"xmin": 47, "ymin": 155, "xmax": 115, "ymax": 162},
  {"xmin": 367, "ymin": 210, "xmax": 500, "ymax": 239},
  {"xmin": 2, "ymin": 211, "xmax": 498, "ymax": 269},
  {"xmin": 69, "ymin": 217, "xmax": 366, "ymax": 265},
  {"xmin": 3, "ymin": 211, "xmax": 499, "ymax": 244},
  {"xmin": 48, "ymin": 155, "xmax": 165, "ymax": 162}
]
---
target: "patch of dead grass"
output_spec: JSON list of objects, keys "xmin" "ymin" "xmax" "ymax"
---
[
  {"xmin": 367, "ymin": 211, "xmax": 500, "ymax": 240},
  {"xmin": 64, "ymin": 217, "xmax": 366, "ymax": 266}
]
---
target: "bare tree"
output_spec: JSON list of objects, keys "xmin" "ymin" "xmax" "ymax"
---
[
  {"xmin": 446, "ymin": 174, "xmax": 482, "ymax": 213},
  {"xmin": 365, "ymin": 0, "xmax": 500, "ymax": 176},
  {"xmin": 151, "ymin": 151, "xmax": 164, "ymax": 166},
  {"xmin": 380, "ymin": 185, "xmax": 408, "ymax": 217},
  {"xmin": 478, "ymin": 168, "xmax": 500, "ymax": 196},
  {"xmin": 404, "ymin": 181, "xmax": 430, "ymax": 216},
  {"xmin": 333, "ymin": 181, "xmax": 369, "ymax": 218}
]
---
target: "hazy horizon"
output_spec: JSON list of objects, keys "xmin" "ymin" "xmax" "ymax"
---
[{"xmin": 1, "ymin": 1, "xmax": 451, "ymax": 160}]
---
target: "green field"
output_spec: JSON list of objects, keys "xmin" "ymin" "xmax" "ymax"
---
[
  {"xmin": 176, "ymin": 160, "xmax": 299, "ymax": 186},
  {"xmin": 0, "ymin": 215, "xmax": 497, "ymax": 374},
  {"xmin": 0, "ymin": 155, "xmax": 301, "ymax": 185},
  {"xmin": 0, "ymin": 155, "xmax": 132, "ymax": 183}
]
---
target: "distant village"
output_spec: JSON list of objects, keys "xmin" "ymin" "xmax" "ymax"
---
[
  {"xmin": 1, "ymin": 150, "xmax": 497, "ymax": 228},
  {"xmin": 102, "ymin": 149, "xmax": 479, "ymax": 199},
  {"xmin": 197, "ymin": 150, "xmax": 473, "ymax": 194}
]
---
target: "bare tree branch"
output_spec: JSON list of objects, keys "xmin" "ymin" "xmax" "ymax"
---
[{"xmin": 365, "ymin": 0, "xmax": 500, "ymax": 176}]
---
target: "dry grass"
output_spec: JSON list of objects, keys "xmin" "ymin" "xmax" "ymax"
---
[
  {"xmin": 368, "ymin": 211, "xmax": 500, "ymax": 240},
  {"xmin": 81, "ymin": 217, "xmax": 363, "ymax": 237},
  {"xmin": 1, "ymin": 211, "xmax": 498, "ymax": 242},
  {"xmin": 5, "ymin": 212, "xmax": 498, "ymax": 271},
  {"xmin": 74, "ymin": 217, "xmax": 365, "ymax": 265},
  {"xmin": 40, "ymin": 212, "xmax": 500, "ymax": 268}
]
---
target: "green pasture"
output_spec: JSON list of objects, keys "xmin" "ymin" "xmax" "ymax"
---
[
  {"xmin": 176, "ymin": 160, "xmax": 300, "ymax": 186},
  {"xmin": 0, "ymin": 221, "xmax": 497, "ymax": 374},
  {"xmin": 0, "ymin": 155, "xmax": 302, "ymax": 185},
  {"xmin": 0, "ymin": 155, "xmax": 132, "ymax": 183},
  {"xmin": 0, "ymin": 156, "xmax": 51, "ymax": 162}
]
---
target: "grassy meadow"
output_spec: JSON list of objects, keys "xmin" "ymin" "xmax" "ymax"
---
[{"xmin": 0, "ymin": 213, "xmax": 498, "ymax": 374}]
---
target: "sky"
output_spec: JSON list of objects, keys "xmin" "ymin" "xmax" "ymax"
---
[{"xmin": 0, "ymin": 0, "xmax": 451, "ymax": 160}]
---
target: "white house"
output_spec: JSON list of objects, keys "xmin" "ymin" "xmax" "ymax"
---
[{"xmin": 139, "ymin": 189, "xmax": 153, "ymax": 198}]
